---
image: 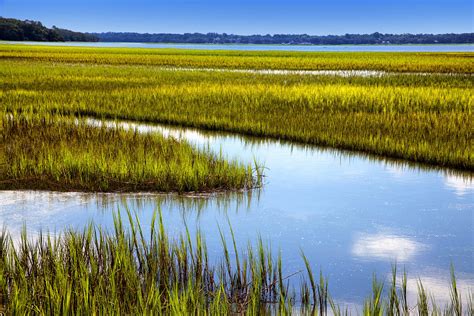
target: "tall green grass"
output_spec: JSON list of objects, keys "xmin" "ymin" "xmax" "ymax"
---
[
  {"xmin": 0, "ymin": 209, "xmax": 471, "ymax": 314},
  {"xmin": 0, "ymin": 113, "xmax": 261, "ymax": 192},
  {"xmin": 1, "ymin": 44, "xmax": 473, "ymax": 73},
  {"xmin": 1, "ymin": 57, "xmax": 472, "ymax": 170}
]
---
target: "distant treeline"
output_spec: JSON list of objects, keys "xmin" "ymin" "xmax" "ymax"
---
[
  {"xmin": 93, "ymin": 32, "xmax": 474, "ymax": 45},
  {"xmin": 0, "ymin": 17, "xmax": 98, "ymax": 42},
  {"xmin": 1, "ymin": 17, "xmax": 472, "ymax": 45}
]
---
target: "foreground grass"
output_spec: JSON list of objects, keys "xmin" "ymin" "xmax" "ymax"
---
[
  {"xmin": 0, "ymin": 114, "xmax": 260, "ymax": 192},
  {"xmin": 0, "ymin": 210, "xmax": 472, "ymax": 315},
  {"xmin": 1, "ymin": 55, "xmax": 472, "ymax": 170}
]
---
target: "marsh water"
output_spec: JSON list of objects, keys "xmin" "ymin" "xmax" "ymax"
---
[
  {"xmin": 6, "ymin": 41, "xmax": 474, "ymax": 52},
  {"xmin": 1, "ymin": 121, "xmax": 473, "ymax": 309}
]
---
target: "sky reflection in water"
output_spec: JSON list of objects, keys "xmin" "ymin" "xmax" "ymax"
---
[{"xmin": 1, "ymin": 121, "xmax": 473, "ymax": 305}]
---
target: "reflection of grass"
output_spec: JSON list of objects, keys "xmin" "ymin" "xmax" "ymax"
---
[
  {"xmin": 0, "ymin": 114, "xmax": 260, "ymax": 192},
  {"xmin": 2, "ymin": 50, "xmax": 472, "ymax": 170},
  {"xmin": 90, "ymin": 186, "xmax": 259, "ymax": 217},
  {"xmin": 0, "ymin": 210, "xmax": 471, "ymax": 314}
]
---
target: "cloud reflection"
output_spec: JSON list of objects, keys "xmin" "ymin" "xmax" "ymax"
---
[
  {"xmin": 352, "ymin": 232, "xmax": 426, "ymax": 262},
  {"xmin": 86, "ymin": 118, "xmax": 211, "ymax": 145},
  {"xmin": 444, "ymin": 174, "xmax": 474, "ymax": 196},
  {"xmin": 385, "ymin": 165, "xmax": 407, "ymax": 178},
  {"xmin": 392, "ymin": 268, "xmax": 474, "ymax": 307}
]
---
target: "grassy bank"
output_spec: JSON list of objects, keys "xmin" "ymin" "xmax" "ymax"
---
[
  {"xmin": 0, "ymin": 210, "xmax": 471, "ymax": 314},
  {"xmin": 1, "ymin": 54, "xmax": 472, "ymax": 170},
  {"xmin": 0, "ymin": 114, "xmax": 260, "ymax": 192},
  {"xmin": 1, "ymin": 44, "xmax": 473, "ymax": 73}
]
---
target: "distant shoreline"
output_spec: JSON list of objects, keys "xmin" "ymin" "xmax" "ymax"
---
[
  {"xmin": 3, "ymin": 40, "xmax": 473, "ymax": 46},
  {"xmin": 3, "ymin": 41, "xmax": 473, "ymax": 53}
]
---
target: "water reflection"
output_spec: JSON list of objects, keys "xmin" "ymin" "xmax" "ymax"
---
[
  {"xmin": 0, "ymin": 189, "xmax": 258, "ymax": 243},
  {"xmin": 444, "ymin": 174, "xmax": 474, "ymax": 196},
  {"xmin": 352, "ymin": 232, "xmax": 426, "ymax": 262},
  {"xmin": 393, "ymin": 267, "xmax": 474, "ymax": 306},
  {"xmin": 86, "ymin": 118, "xmax": 474, "ymax": 182},
  {"xmin": 1, "ymin": 119, "xmax": 473, "ymax": 305}
]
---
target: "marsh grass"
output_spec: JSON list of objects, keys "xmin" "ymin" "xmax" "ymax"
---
[
  {"xmin": 1, "ymin": 44, "xmax": 473, "ymax": 73},
  {"xmin": 0, "ymin": 209, "xmax": 471, "ymax": 315},
  {"xmin": 0, "ymin": 113, "xmax": 261, "ymax": 192},
  {"xmin": 1, "ymin": 56, "xmax": 472, "ymax": 170}
]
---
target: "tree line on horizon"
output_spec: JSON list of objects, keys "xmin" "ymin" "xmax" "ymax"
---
[
  {"xmin": 94, "ymin": 31, "xmax": 474, "ymax": 45},
  {"xmin": 1, "ymin": 17, "xmax": 473, "ymax": 45},
  {"xmin": 0, "ymin": 17, "xmax": 98, "ymax": 42}
]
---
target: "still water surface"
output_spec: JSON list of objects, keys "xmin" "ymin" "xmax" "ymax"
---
[
  {"xmin": 6, "ymin": 41, "xmax": 474, "ymax": 52},
  {"xmin": 1, "ymin": 121, "xmax": 473, "ymax": 308}
]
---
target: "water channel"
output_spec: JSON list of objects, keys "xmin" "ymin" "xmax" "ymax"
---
[{"xmin": 1, "ymin": 120, "xmax": 472, "ymax": 309}]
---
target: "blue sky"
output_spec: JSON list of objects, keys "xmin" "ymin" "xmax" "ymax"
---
[{"xmin": 1, "ymin": 0, "xmax": 472, "ymax": 34}]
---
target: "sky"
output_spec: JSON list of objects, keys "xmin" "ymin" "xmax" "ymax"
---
[{"xmin": 1, "ymin": 0, "xmax": 472, "ymax": 35}]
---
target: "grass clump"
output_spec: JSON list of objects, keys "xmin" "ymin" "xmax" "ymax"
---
[
  {"xmin": 0, "ymin": 209, "xmax": 472, "ymax": 314},
  {"xmin": 0, "ymin": 114, "xmax": 260, "ymax": 192}
]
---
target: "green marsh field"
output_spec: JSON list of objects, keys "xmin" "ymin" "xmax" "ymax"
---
[
  {"xmin": 1, "ymin": 44, "xmax": 473, "ymax": 172},
  {"xmin": 1, "ymin": 44, "xmax": 473, "ymax": 73},
  {"xmin": 1, "ymin": 44, "xmax": 473, "ymax": 314}
]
